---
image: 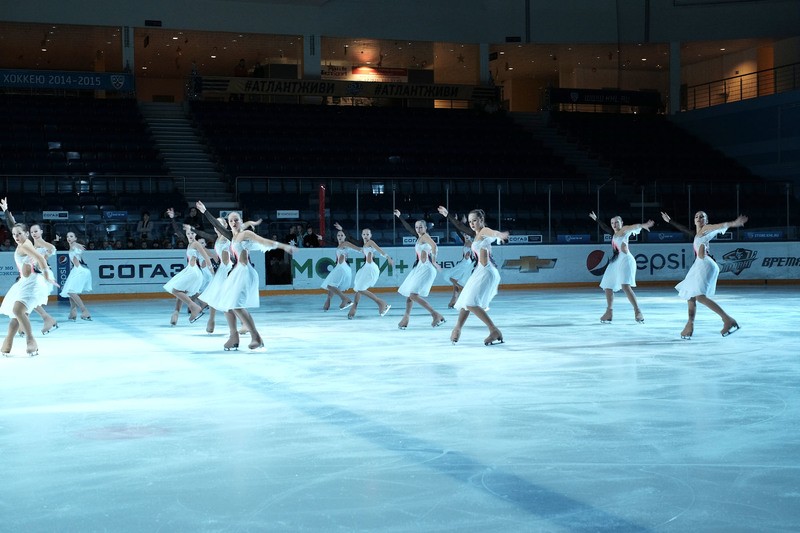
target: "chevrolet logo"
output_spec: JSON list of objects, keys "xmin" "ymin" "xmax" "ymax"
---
[{"xmin": 502, "ymin": 256, "xmax": 557, "ymax": 273}]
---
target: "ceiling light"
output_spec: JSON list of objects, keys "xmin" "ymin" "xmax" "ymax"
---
[{"xmin": 720, "ymin": 48, "xmax": 726, "ymax": 51}]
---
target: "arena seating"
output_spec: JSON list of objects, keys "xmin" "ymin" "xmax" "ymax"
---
[{"xmin": 0, "ymin": 95, "xmax": 181, "ymax": 240}]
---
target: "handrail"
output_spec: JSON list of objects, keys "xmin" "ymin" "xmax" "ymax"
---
[
  {"xmin": 684, "ymin": 62, "xmax": 799, "ymax": 111},
  {"xmin": 1, "ymin": 174, "xmax": 186, "ymax": 197}
]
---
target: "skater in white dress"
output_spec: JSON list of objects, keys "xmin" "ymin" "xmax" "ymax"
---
[
  {"xmin": 589, "ymin": 212, "xmax": 654, "ymax": 324},
  {"xmin": 662, "ymin": 211, "xmax": 748, "ymax": 339},
  {"xmin": 320, "ymin": 229, "xmax": 356, "ymax": 312},
  {"xmin": 60, "ymin": 232, "xmax": 93, "ymax": 321},
  {"xmin": 449, "ymin": 209, "xmax": 509, "ymax": 346},
  {"xmin": 162, "ymin": 222, "xmax": 213, "ymax": 325},
  {"xmin": 193, "ymin": 217, "xmax": 261, "ymax": 335},
  {"xmin": 198, "ymin": 218, "xmax": 231, "ymax": 334},
  {"xmin": 1, "ymin": 199, "xmax": 59, "ymax": 335},
  {"xmin": 1, "ymin": 223, "xmax": 55, "ymax": 357},
  {"xmin": 198, "ymin": 201, "xmax": 296, "ymax": 351},
  {"xmin": 437, "ymin": 206, "xmax": 477, "ymax": 309},
  {"xmin": 334, "ymin": 223, "xmax": 394, "ymax": 319},
  {"xmin": 393, "ymin": 209, "xmax": 445, "ymax": 329}
]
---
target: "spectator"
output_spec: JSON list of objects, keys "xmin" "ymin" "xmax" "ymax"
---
[
  {"xmin": 234, "ymin": 58, "xmax": 247, "ymax": 77},
  {"xmin": 302, "ymin": 226, "xmax": 322, "ymax": 248},
  {"xmin": 136, "ymin": 211, "xmax": 153, "ymax": 242},
  {"xmin": 184, "ymin": 207, "xmax": 205, "ymax": 231},
  {"xmin": 252, "ymin": 61, "xmax": 265, "ymax": 78},
  {"xmin": 283, "ymin": 226, "xmax": 298, "ymax": 246}
]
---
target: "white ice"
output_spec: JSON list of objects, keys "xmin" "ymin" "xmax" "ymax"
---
[{"xmin": 1, "ymin": 285, "xmax": 799, "ymax": 532}]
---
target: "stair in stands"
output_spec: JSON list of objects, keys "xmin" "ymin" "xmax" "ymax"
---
[
  {"xmin": 512, "ymin": 112, "xmax": 617, "ymax": 184},
  {"xmin": 139, "ymin": 102, "xmax": 236, "ymax": 206}
]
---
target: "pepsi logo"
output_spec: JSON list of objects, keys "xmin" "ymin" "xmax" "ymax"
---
[{"xmin": 586, "ymin": 250, "xmax": 608, "ymax": 277}]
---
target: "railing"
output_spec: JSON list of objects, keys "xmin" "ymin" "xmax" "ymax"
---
[
  {"xmin": 0, "ymin": 173, "xmax": 187, "ymax": 247},
  {"xmin": 1, "ymin": 174, "xmax": 185, "ymax": 197},
  {"xmin": 685, "ymin": 62, "xmax": 800, "ymax": 111},
  {"xmin": 233, "ymin": 176, "xmax": 798, "ymax": 245}
]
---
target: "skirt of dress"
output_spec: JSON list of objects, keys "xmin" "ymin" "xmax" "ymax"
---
[
  {"xmin": 398, "ymin": 261, "xmax": 437, "ymax": 298},
  {"xmin": 353, "ymin": 262, "xmax": 379, "ymax": 292},
  {"xmin": 1, "ymin": 273, "xmax": 49, "ymax": 316},
  {"xmin": 199, "ymin": 261, "xmax": 232, "ymax": 310},
  {"xmin": 599, "ymin": 252, "xmax": 636, "ymax": 292},
  {"xmin": 454, "ymin": 262, "xmax": 500, "ymax": 311},
  {"xmin": 199, "ymin": 266, "xmax": 213, "ymax": 293},
  {"xmin": 163, "ymin": 264, "xmax": 204, "ymax": 295},
  {"xmin": 59, "ymin": 264, "xmax": 92, "ymax": 297},
  {"xmin": 675, "ymin": 256, "xmax": 719, "ymax": 300},
  {"xmin": 214, "ymin": 263, "xmax": 260, "ymax": 310},
  {"xmin": 444, "ymin": 258, "xmax": 473, "ymax": 286},
  {"xmin": 320, "ymin": 262, "xmax": 352, "ymax": 291},
  {"xmin": 35, "ymin": 267, "xmax": 56, "ymax": 302}
]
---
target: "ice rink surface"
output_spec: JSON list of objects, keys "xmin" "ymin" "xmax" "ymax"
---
[{"xmin": 1, "ymin": 285, "xmax": 798, "ymax": 532}]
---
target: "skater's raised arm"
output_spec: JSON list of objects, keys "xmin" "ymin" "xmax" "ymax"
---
[
  {"xmin": 702, "ymin": 214, "xmax": 748, "ymax": 236},
  {"xmin": 196, "ymin": 201, "xmax": 233, "ymax": 240},
  {"xmin": 438, "ymin": 206, "xmax": 474, "ymax": 237},
  {"xmin": 660, "ymin": 212, "xmax": 694, "ymax": 237},
  {"xmin": 589, "ymin": 211, "xmax": 614, "ymax": 234},
  {"xmin": 393, "ymin": 209, "xmax": 417, "ymax": 237}
]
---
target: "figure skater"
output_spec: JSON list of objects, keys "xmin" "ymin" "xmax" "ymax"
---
[
  {"xmin": 320, "ymin": 227, "xmax": 355, "ymax": 312},
  {"xmin": 1, "ymin": 199, "xmax": 59, "ymax": 334},
  {"xmin": 60, "ymin": 231, "xmax": 93, "ymax": 321},
  {"xmin": 1, "ymin": 223, "xmax": 56, "ymax": 356},
  {"xmin": 333, "ymin": 222, "xmax": 394, "ymax": 319},
  {"xmin": 163, "ymin": 210, "xmax": 213, "ymax": 325},
  {"xmin": 589, "ymin": 211, "xmax": 654, "ymax": 324},
  {"xmin": 393, "ymin": 209, "xmax": 445, "ymax": 329},
  {"xmin": 449, "ymin": 209, "xmax": 509, "ymax": 346},
  {"xmin": 189, "ymin": 217, "xmax": 261, "ymax": 335},
  {"xmin": 197, "ymin": 201, "xmax": 296, "ymax": 351},
  {"xmin": 196, "ymin": 236, "xmax": 216, "ymax": 326},
  {"xmin": 437, "ymin": 206, "xmax": 476, "ymax": 308},
  {"xmin": 662, "ymin": 211, "xmax": 748, "ymax": 339}
]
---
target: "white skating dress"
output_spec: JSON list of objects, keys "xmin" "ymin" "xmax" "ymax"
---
[
  {"xmin": 675, "ymin": 226, "xmax": 727, "ymax": 300},
  {"xmin": 454, "ymin": 236, "xmax": 500, "ymax": 311},
  {"xmin": 34, "ymin": 245, "xmax": 56, "ymax": 301},
  {"xmin": 320, "ymin": 248, "xmax": 352, "ymax": 291},
  {"xmin": 398, "ymin": 241, "xmax": 437, "ymax": 298},
  {"xmin": 599, "ymin": 227, "xmax": 642, "ymax": 292},
  {"xmin": 1, "ymin": 251, "xmax": 50, "ymax": 316},
  {"xmin": 163, "ymin": 248, "xmax": 204, "ymax": 295},
  {"xmin": 353, "ymin": 245, "xmax": 380, "ymax": 292},
  {"xmin": 443, "ymin": 243, "xmax": 474, "ymax": 287},
  {"xmin": 214, "ymin": 239, "xmax": 272, "ymax": 311},
  {"xmin": 59, "ymin": 247, "xmax": 92, "ymax": 297},
  {"xmin": 199, "ymin": 238, "xmax": 232, "ymax": 310},
  {"xmin": 198, "ymin": 256, "xmax": 213, "ymax": 293}
]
